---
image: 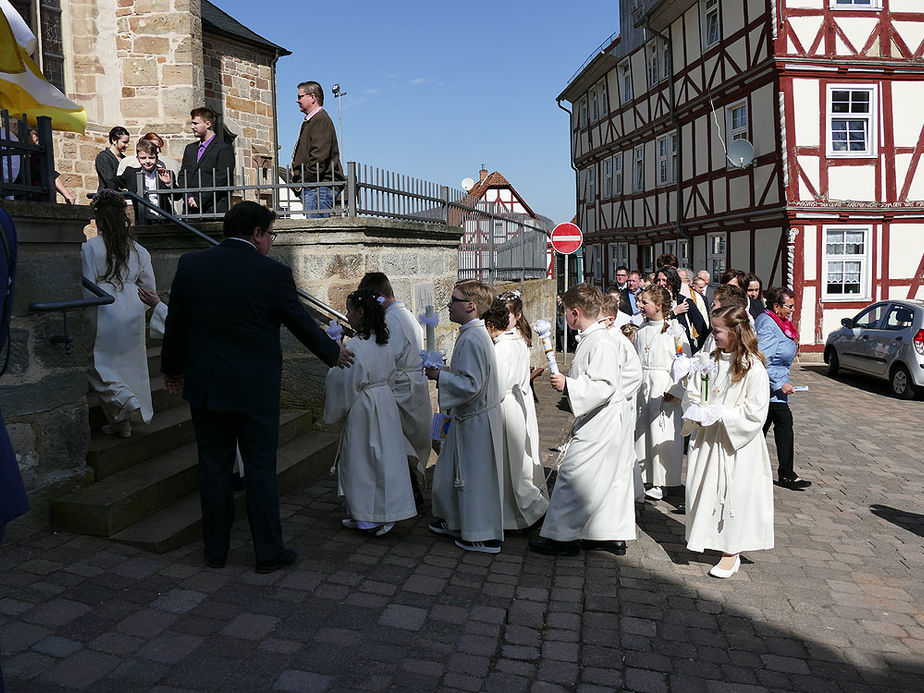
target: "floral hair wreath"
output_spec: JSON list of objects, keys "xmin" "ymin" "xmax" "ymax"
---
[{"xmin": 499, "ymin": 290, "xmax": 521, "ymax": 300}]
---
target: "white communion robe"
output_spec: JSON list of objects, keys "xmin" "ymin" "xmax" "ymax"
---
[
  {"xmin": 81, "ymin": 235, "xmax": 155, "ymax": 425},
  {"xmin": 635, "ymin": 319, "xmax": 690, "ymax": 488},
  {"xmin": 682, "ymin": 352, "xmax": 774, "ymax": 554},
  {"xmin": 540, "ymin": 321, "xmax": 635, "ymax": 542},
  {"xmin": 323, "ymin": 336, "xmax": 417, "ymax": 524},
  {"xmin": 432, "ymin": 319, "xmax": 505, "ymax": 543},
  {"xmin": 385, "ymin": 301, "xmax": 433, "ymax": 476},
  {"xmin": 605, "ymin": 324, "xmax": 645, "ymax": 503},
  {"xmin": 493, "ymin": 330, "xmax": 549, "ymax": 530}
]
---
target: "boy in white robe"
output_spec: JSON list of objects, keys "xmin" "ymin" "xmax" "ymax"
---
[
  {"xmin": 358, "ymin": 272, "xmax": 433, "ymax": 503},
  {"xmin": 425, "ymin": 280, "xmax": 505, "ymax": 553},
  {"xmin": 529, "ymin": 284, "xmax": 632, "ymax": 556}
]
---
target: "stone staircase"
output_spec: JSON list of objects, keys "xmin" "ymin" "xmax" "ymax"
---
[{"xmin": 51, "ymin": 344, "xmax": 339, "ymax": 553}]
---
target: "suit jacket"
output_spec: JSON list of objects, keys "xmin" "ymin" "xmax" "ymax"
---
[
  {"xmin": 616, "ymin": 287, "xmax": 632, "ymax": 315},
  {"xmin": 161, "ymin": 239, "xmax": 340, "ymax": 412},
  {"xmin": 290, "ymin": 108, "xmax": 344, "ymax": 186},
  {"xmin": 179, "ymin": 137, "xmax": 235, "ymax": 214},
  {"xmin": 676, "ymin": 295, "xmax": 708, "ymax": 354},
  {"xmin": 117, "ymin": 165, "xmax": 177, "ymax": 223},
  {"xmin": 0, "ymin": 207, "xmax": 29, "ymax": 533}
]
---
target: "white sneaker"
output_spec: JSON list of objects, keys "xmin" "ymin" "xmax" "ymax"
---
[
  {"xmin": 708, "ymin": 555, "xmax": 741, "ymax": 579},
  {"xmin": 454, "ymin": 538, "xmax": 501, "ymax": 554},
  {"xmin": 644, "ymin": 486, "xmax": 663, "ymax": 500},
  {"xmin": 101, "ymin": 421, "xmax": 131, "ymax": 438},
  {"xmin": 375, "ymin": 523, "xmax": 395, "ymax": 537}
]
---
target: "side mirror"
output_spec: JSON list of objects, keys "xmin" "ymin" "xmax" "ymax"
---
[{"xmin": 841, "ymin": 318, "xmax": 855, "ymax": 329}]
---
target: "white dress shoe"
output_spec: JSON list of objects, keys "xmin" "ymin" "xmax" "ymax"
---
[
  {"xmin": 644, "ymin": 486, "xmax": 663, "ymax": 500},
  {"xmin": 708, "ymin": 555, "xmax": 741, "ymax": 579}
]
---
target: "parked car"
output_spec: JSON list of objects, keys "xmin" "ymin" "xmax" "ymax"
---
[{"xmin": 824, "ymin": 299, "xmax": 924, "ymax": 399}]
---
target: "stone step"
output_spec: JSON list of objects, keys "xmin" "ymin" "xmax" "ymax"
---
[
  {"xmin": 110, "ymin": 432, "xmax": 339, "ymax": 553},
  {"xmin": 52, "ymin": 409, "xmax": 316, "ymax": 537},
  {"xmin": 87, "ymin": 375, "xmax": 183, "ymax": 429}
]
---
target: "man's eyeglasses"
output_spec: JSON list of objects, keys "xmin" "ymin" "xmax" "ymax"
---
[
  {"xmin": 297, "ymin": 93, "xmax": 311, "ymax": 101},
  {"xmin": 262, "ymin": 230, "xmax": 277, "ymax": 242},
  {"xmin": 448, "ymin": 296, "xmax": 471, "ymax": 307}
]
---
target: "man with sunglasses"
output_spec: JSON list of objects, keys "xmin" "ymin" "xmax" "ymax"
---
[{"xmin": 162, "ymin": 202, "xmax": 352, "ymax": 574}]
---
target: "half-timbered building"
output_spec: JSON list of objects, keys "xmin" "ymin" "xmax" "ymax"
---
[{"xmin": 559, "ymin": 0, "xmax": 924, "ymax": 351}]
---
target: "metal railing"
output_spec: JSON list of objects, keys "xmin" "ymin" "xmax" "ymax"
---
[
  {"xmin": 121, "ymin": 190, "xmax": 352, "ymax": 331},
  {"xmin": 153, "ymin": 161, "xmax": 551, "ymax": 283},
  {"xmin": 28, "ymin": 277, "xmax": 115, "ymax": 354},
  {"xmin": 0, "ymin": 111, "xmax": 55, "ymax": 202}
]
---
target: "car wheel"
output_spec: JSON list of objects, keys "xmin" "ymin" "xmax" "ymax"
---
[
  {"xmin": 890, "ymin": 364, "xmax": 915, "ymax": 400},
  {"xmin": 827, "ymin": 349, "xmax": 840, "ymax": 377}
]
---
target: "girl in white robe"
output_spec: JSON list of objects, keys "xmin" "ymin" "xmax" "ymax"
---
[
  {"xmin": 682, "ymin": 305, "xmax": 774, "ymax": 578},
  {"xmin": 82, "ymin": 191, "xmax": 157, "ymax": 438},
  {"xmin": 484, "ymin": 300, "xmax": 549, "ymax": 530},
  {"xmin": 634, "ymin": 286, "xmax": 690, "ymax": 499},
  {"xmin": 323, "ymin": 289, "xmax": 417, "ymax": 536}
]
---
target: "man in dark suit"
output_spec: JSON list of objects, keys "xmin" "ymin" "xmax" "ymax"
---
[
  {"xmin": 180, "ymin": 106, "xmax": 235, "ymax": 215},
  {"xmin": 161, "ymin": 202, "xmax": 352, "ymax": 573},
  {"xmin": 0, "ymin": 207, "xmax": 29, "ymax": 544}
]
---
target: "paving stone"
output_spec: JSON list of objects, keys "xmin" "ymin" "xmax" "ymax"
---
[
  {"xmin": 38, "ymin": 648, "xmax": 121, "ymax": 688},
  {"xmin": 136, "ymin": 632, "xmax": 204, "ymax": 664},
  {"xmin": 274, "ymin": 669, "xmax": 333, "ymax": 692},
  {"xmin": 31, "ymin": 635, "xmax": 82, "ymax": 658},
  {"xmin": 220, "ymin": 613, "xmax": 279, "ymax": 640},
  {"xmin": 378, "ymin": 604, "xmax": 427, "ymax": 631}
]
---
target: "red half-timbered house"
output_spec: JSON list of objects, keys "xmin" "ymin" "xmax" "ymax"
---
[{"xmin": 559, "ymin": 0, "xmax": 924, "ymax": 351}]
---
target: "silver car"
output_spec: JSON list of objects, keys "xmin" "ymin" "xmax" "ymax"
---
[{"xmin": 824, "ymin": 299, "xmax": 924, "ymax": 399}]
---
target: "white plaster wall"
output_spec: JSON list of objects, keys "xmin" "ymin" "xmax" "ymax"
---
[
  {"xmin": 728, "ymin": 230, "xmax": 749, "ymax": 270},
  {"xmin": 695, "ymin": 115, "xmax": 710, "ymax": 177},
  {"xmin": 798, "ymin": 155, "xmax": 820, "ymax": 200},
  {"xmin": 820, "ymin": 308, "xmax": 857, "ymax": 344},
  {"xmin": 729, "ymin": 176, "xmax": 750, "ymax": 211},
  {"xmin": 892, "ymin": 0, "xmax": 924, "ymax": 12},
  {"xmin": 712, "ymin": 179, "xmax": 727, "ymax": 215},
  {"xmin": 803, "ymin": 226, "xmax": 817, "ymax": 282},
  {"xmin": 751, "ymin": 85, "xmax": 776, "ymax": 157},
  {"xmin": 788, "ymin": 16, "xmax": 823, "ymax": 53},
  {"xmin": 888, "ymin": 224, "xmax": 924, "ymax": 278},
  {"xmin": 787, "ymin": 0, "xmax": 823, "ymax": 9},
  {"xmin": 792, "ymin": 79, "xmax": 820, "ymax": 148},
  {"xmin": 755, "ymin": 229, "xmax": 782, "ymax": 287},
  {"xmin": 800, "ymin": 285, "xmax": 817, "ymax": 344},
  {"xmin": 828, "ymin": 165, "xmax": 876, "ymax": 201},
  {"xmin": 837, "ymin": 18, "xmax": 877, "ymax": 53},
  {"xmin": 890, "ymin": 82, "xmax": 924, "ymax": 148},
  {"xmin": 894, "ymin": 21, "xmax": 924, "ymax": 56}
]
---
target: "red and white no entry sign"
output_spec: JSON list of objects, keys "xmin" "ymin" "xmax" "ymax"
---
[{"xmin": 550, "ymin": 223, "xmax": 583, "ymax": 255}]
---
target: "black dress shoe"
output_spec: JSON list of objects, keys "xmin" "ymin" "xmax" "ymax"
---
[
  {"xmin": 581, "ymin": 540, "xmax": 627, "ymax": 555},
  {"xmin": 780, "ymin": 477, "xmax": 812, "ymax": 490},
  {"xmin": 255, "ymin": 549, "xmax": 297, "ymax": 574},
  {"xmin": 204, "ymin": 551, "xmax": 226, "ymax": 569},
  {"xmin": 528, "ymin": 537, "xmax": 581, "ymax": 556}
]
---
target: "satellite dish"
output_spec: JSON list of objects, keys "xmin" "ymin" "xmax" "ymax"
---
[
  {"xmin": 461, "ymin": 177, "xmax": 475, "ymax": 191},
  {"xmin": 726, "ymin": 139, "xmax": 755, "ymax": 168}
]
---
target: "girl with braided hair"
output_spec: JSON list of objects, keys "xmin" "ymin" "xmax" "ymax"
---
[
  {"xmin": 323, "ymin": 288, "xmax": 417, "ymax": 536},
  {"xmin": 82, "ymin": 190, "xmax": 158, "ymax": 437}
]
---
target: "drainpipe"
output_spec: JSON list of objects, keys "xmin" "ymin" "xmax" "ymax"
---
[
  {"xmin": 557, "ymin": 98, "xmax": 584, "ymax": 283},
  {"xmin": 270, "ymin": 48, "xmax": 282, "ymax": 210},
  {"xmin": 643, "ymin": 17, "xmax": 688, "ymax": 243}
]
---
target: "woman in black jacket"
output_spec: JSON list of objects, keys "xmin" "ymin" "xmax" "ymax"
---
[
  {"xmin": 95, "ymin": 126, "xmax": 130, "ymax": 192},
  {"xmin": 656, "ymin": 265, "xmax": 708, "ymax": 353}
]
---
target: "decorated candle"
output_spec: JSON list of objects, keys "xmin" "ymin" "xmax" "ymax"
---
[
  {"xmin": 533, "ymin": 319, "xmax": 560, "ymax": 376},
  {"xmin": 425, "ymin": 305, "xmax": 435, "ymax": 352}
]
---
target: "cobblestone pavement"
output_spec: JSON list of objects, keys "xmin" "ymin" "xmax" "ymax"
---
[{"xmin": 1, "ymin": 363, "xmax": 923, "ymax": 692}]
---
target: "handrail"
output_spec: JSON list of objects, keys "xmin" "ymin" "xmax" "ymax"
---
[
  {"xmin": 29, "ymin": 276, "xmax": 115, "ymax": 312},
  {"xmin": 121, "ymin": 190, "xmax": 351, "ymax": 326}
]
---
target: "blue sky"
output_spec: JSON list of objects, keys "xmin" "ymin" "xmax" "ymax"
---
[{"xmin": 216, "ymin": 0, "xmax": 619, "ymax": 225}]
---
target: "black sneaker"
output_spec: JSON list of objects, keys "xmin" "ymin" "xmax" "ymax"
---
[
  {"xmin": 454, "ymin": 538, "xmax": 501, "ymax": 554},
  {"xmin": 255, "ymin": 549, "xmax": 297, "ymax": 574},
  {"xmin": 428, "ymin": 519, "xmax": 460, "ymax": 537},
  {"xmin": 528, "ymin": 537, "xmax": 581, "ymax": 556},
  {"xmin": 581, "ymin": 539, "xmax": 627, "ymax": 555}
]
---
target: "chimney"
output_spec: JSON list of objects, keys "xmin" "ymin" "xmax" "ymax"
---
[{"xmin": 479, "ymin": 164, "xmax": 488, "ymax": 183}]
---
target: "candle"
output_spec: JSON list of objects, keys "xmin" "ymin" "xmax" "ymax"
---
[
  {"xmin": 702, "ymin": 373, "xmax": 709, "ymax": 404},
  {"xmin": 533, "ymin": 320, "xmax": 560, "ymax": 375},
  {"xmin": 674, "ymin": 335, "xmax": 683, "ymax": 356},
  {"xmin": 425, "ymin": 305, "xmax": 435, "ymax": 352}
]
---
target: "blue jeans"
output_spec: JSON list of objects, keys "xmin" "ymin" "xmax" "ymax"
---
[{"xmin": 302, "ymin": 185, "xmax": 334, "ymax": 218}]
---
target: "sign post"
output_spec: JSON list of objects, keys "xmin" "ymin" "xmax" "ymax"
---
[{"xmin": 550, "ymin": 223, "xmax": 583, "ymax": 364}]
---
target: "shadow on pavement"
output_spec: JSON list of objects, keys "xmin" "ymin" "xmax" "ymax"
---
[{"xmin": 870, "ymin": 503, "xmax": 924, "ymax": 538}]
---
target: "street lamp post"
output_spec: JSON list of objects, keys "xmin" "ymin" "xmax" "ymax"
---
[{"xmin": 331, "ymin": 83, "xmax": 347, "ymax": 159}]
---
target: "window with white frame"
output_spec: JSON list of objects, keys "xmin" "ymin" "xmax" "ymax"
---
[
  {"xmin": 827, "ymin": 85, "xmax": 877, "ymax": 157},
  {"xmin": 830, "ymin": 0, "xmax": 881, "ymax": 8},
  {"xmin": 656, "ymin": 133, "xmax": 678, "ymax": 185},
  {"xmin": 640, "ymin": 246, "xmax": 654, "ymax": 275},
  {"xmin": 589, "ymin": 85, "xmax": 598, "ymax": 122},
  {"xmin": 596, "ymin": 79, "xmax": 608, "ymax": 119},
  {"xmin": 586, "ymin": 244, "xmax": 604, "ymax": 284},
  {"xmin": 727, "ymin": 100, "xmax": 749, "ymax": 141},
  {"xmin": 614, "ymin": 153, "xmax": 623, "ymax": 196},
  {"xmin": 647, "ymin": 41, "xmax": 659, "ymax": 87},
  {"xmin": 578, "ymin": 96, "xmax": 587, "ymax": 128},
  {"xmin": 679, "ymin": 239, "xmax": 689, "ymax": 264},
  {"xmin": 580, "ymin": 169, "xmax": 588, "ymax": 201},
  {"xmin": 707, "ymin": 233, "xmax": 726, "ymax": 280},
  {"xmin": 824, "ymin": 226, "xmax": 869, "ymax": 298},
  {"xmin": 701, "ymin": 0, "xmax": 720, "ymax": 49},
  {"xmin": 588, "ymin": 167, "xmax": 596, "ymax": 202},
  {"xmin": 609, "ymin": 242, "xmax": 629, "ymax": 281},
  {"xmin": 620, "ymin": 61, "xmax": 633, "ymax": 104},
  {"xmin": 603, "ymin": 157, "xmax": 613, "ymax": 199},
  {"xmin": 634, "ymin": 145, "xmax": 645, "ymax": 192}
]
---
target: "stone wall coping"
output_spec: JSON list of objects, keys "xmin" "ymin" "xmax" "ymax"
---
[
  {"xmin": 134, "ymin": 217, "xmax": 464, "ymax": 250},
  {"xmin": 2, "ymin": 202, "xmax": 93, "ymax": 245}
]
